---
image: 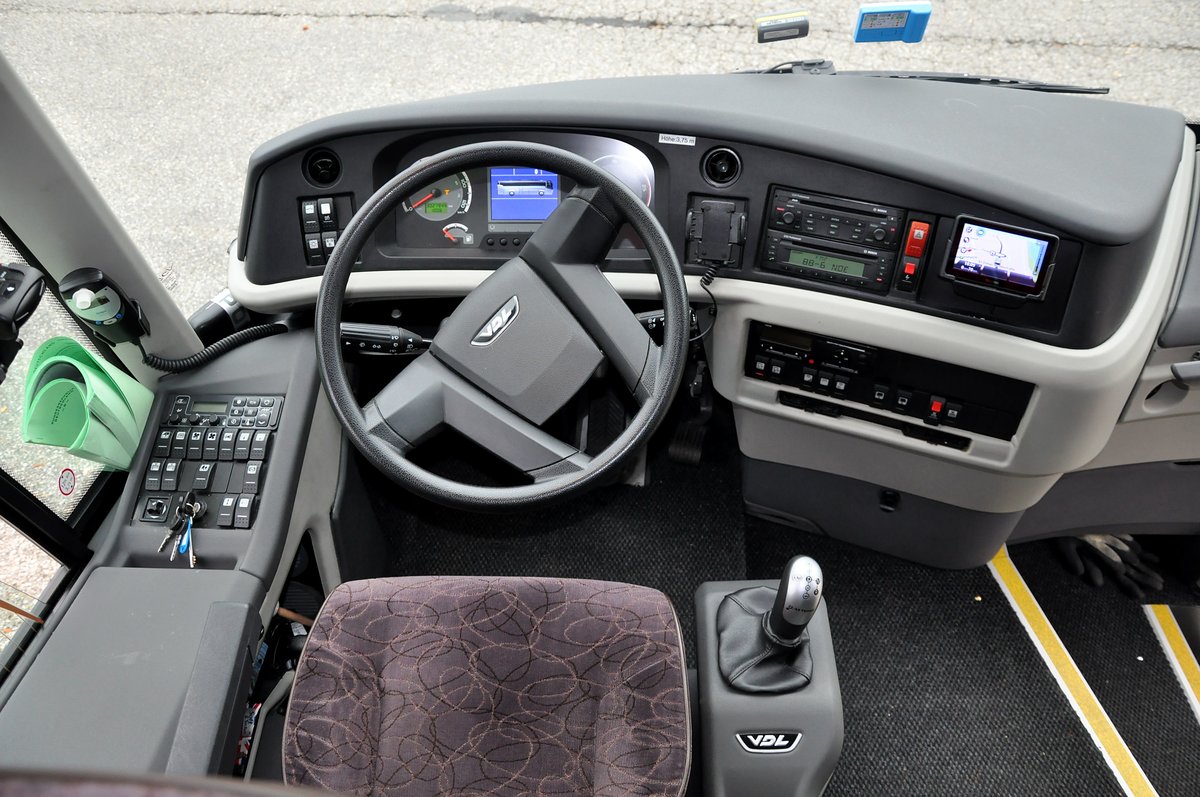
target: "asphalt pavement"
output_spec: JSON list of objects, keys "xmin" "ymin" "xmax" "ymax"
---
[
  {"xmin": 0, "ymin": 0, "xmax": 1197, "ymax": 315},
  {"xmin": 0, "ymin": 0, "xmax": 1196, "ymax": 622}
]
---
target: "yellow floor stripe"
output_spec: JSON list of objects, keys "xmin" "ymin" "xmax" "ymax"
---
[
  {"xmin": 988, "ymin": 546, "xmax": 1158, "ymax": 797},
  {"xmin": 1144, "ymin": 604, "xmax": 1200, "ymax": 726}
]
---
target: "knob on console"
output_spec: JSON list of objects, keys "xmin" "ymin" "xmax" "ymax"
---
[{"xmin": 767, "ymin": 555, "xmax": 824, "ymax": 645}]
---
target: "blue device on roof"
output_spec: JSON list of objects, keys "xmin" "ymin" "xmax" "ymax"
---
[{"xmin": 854, "ymin": 2, "xmax": 932, "ymax": 43}]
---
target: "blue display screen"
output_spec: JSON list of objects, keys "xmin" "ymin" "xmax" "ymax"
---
[{"xmin": 488, "ymin": 167, "xmax": 560, "ymax": 222}]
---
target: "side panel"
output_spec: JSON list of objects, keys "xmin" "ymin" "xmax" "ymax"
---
[{"xmin": 0, "ymin": 568, "xmax": 263, "ymax": 773}]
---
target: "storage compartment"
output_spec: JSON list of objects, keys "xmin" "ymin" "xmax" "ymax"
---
[{"xmin": 742, "ymin": 457, "xmax": 1024, "ymax": 569}]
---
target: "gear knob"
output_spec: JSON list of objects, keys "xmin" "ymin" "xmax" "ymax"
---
[{"xmin": 767, "ymin": 555, "xmax": 824, "ymax": 645}]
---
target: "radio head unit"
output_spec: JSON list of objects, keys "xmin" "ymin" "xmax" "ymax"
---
[
  {"xmin": 763, "ymin": 231, "xmax": 895, "ymax": 291},
  {"xmin": 944, "ymin": 216, "xmax": 1058, "ymax": 299},
  {"xmin": 760, "ymin": 186, "xmax": 904, "ymax": 293}
]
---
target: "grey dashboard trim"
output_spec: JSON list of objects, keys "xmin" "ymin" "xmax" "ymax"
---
[
  {"xmin": 239, "ymin": 75, "xmax": 1184, "ymax": 255},
  {"xmin": 1160, "ymin": 149, "xmax": 1200, "ymax": 347}
]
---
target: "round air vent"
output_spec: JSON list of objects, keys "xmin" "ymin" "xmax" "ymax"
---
[
  {"xmin": 304, "ymin": 148, "xmax": 341, "ymax": 187},
  {"xmin": 701, "ymin": 146, "xmax": 741, "ymax": 187}
]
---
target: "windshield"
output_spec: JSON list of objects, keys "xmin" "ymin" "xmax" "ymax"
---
[{"xmin": 0, "ymin": 0, "xmax": 1194, "ymax": 317}]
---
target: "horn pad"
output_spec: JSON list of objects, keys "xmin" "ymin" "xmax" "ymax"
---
[{"xmin": 430, "ymin": 258, "xmax": 603, "ymax": 425}]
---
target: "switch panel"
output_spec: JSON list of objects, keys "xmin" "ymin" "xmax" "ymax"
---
[
  {"xmin": 134, "ymin": 394, "xmax": 284, "ymax": 529},
  {"xmin": 744, "ymin": 321, "xmax": 1032, "ymax": 441},
  {"xmin": 297, "ymin": 195, "xmax": 353, "ymax": 267}
]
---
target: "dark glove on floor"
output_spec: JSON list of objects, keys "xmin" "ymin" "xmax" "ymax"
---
[{"xmin": 1054, "ymin": 533, "xmax": 1164, "ymax": 601}]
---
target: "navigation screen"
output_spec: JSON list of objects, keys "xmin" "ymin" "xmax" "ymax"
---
[
  {"xmin": 488, "ymin": 167, "xmax": 560, "ymax": 222},
  {"xmin": 949, "ymin": 219, "xmax": 1054, "ymax": 294}
]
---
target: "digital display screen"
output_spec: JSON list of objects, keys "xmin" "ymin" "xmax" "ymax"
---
[
  {"xmin": 949, "ymin": 219, "xmax": 1054, "ymax": 294},
  {"xmin": 862, "ymin": 11, "xmax": 909, "ymax": 29},
  {"xmin": 788, "ymin": 249, "xmax": 867, "ymax": 278},
  {"xmin": 762, "ymin": 327, "xmax": 814, "ymax": 352},
  {"xmin": 191, "ymin": 401, "xmax": 228, "ymax": 414},
  {"xmin": 488, "ymin": 167, "xmax": 560, "ymax": 222}
]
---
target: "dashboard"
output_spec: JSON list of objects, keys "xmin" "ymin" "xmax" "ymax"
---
[{"xmin": 231, "ymin": 74, "xmax": 1199, "ymax": 564}]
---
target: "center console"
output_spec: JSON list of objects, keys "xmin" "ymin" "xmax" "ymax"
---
[{"xmin": 695, "ymin": 555, "xmax": 844, "ymax": 796}]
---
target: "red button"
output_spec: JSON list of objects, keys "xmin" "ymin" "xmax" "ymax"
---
[
  {"xmin": 905, "ymin": 221, "xmax": 931, "ymax": 258},
  {"xmin": 930, "ymin": 399, "xmax": 944, "ymax": 413},
  {"xmin": 904, "ymin": 261, "xmax": 917, "ymax": 276}
]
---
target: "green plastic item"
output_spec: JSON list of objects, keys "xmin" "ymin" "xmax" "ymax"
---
[{"xmin": 21, "ymin": 337, "xmax": 153, "ymax": 470}]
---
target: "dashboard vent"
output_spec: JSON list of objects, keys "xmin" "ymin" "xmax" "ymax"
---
[
  {"xmin": 701, "ymin": 147, "xmax": 742, "ymax": 187},
  {"xmin": 304, "ymin": 148, "xmax": 341, "ymax": 187}
]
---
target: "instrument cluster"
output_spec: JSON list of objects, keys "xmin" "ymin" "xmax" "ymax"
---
[{"xmin": 391, "ymin": 133, "xmax": 656, "ymax": 253}]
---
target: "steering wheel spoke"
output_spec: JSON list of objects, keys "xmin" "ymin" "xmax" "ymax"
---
[
  {"xmin": 521, "ymin": 185, "xmax": 661, "ymax": 402},
  {"xmin": 365, "ymin": 354, "xmax": 590, "ymax": 478}
]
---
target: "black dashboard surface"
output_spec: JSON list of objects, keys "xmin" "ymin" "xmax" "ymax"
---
[
  {"xmin": 240, "ymin": 74, "xmax": 1184, "ymax": 251},
  {"xmin": 237, "ymin": 74, "xmax": 1187, "ymax": 350}
]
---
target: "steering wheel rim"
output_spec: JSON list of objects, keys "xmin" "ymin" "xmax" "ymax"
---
[{"xmin": 315, "ymin": 141, "xmax": 690, "ymax": 510}]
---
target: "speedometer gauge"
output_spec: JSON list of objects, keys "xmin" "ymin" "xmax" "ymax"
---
[
  {"xmin": 593, "ymin": 154, "xmax": 653, "ymax": 207},
  {"xmin": 402, "ymin": 172, "xmax": 472, "ymax": 221}
]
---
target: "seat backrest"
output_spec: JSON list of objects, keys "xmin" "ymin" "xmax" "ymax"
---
[{"xmin": 284, "ymin": 576, "xmax": 690, "ymax": 797}]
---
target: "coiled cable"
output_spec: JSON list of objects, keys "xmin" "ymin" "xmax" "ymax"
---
[
  {"xmin": 141, "ymin": 322, "xmax": 288, "ymax": 373},
  {"xmin": 690, "ymin": 264, "xmax": 720, "ymax": 342}
]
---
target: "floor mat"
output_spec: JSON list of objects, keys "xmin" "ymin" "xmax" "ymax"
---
[
  {"xmin": 1010, "ymin": 539, "xmax": 1200, "ymax": 797},
  {"xmin": 368, "ymin": 421, "xmax": 747, "ymax": 666},
  {"xmin": 362, "ymin": 407, "xmax": 1131, "ymax": 795},
  {"xmin": 747, "ymin": 520, "xmax": 1124, "ymax": 797}
]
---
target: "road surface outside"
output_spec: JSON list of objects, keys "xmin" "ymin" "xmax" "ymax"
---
[{"xmin": 0, "ymin": 0, "xmax": 1197, "ymax": 646}]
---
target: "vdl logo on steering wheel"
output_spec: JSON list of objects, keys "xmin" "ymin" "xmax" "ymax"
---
[{"xmin": 471, "ymin": 295, "xmax": 520, "ymax": 346}]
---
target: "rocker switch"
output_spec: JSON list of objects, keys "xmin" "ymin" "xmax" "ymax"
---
[
  {"xmin": 242, "ymin": 460, "xmax": 263, "ymax": 495},
  {"xmin": 233, "ymin": 494, "xmax": 255, "ymax": 529},
  {"xmin": 317, "ymin": 197, "xmax": 337, "ymax": 230},
  {"xmin": 215, "ymin": 495, "xmax": 237, "ymax": 527},
  {"xmin": 299, "ymin": 200, "xmax": 320, "ymax": 233}
]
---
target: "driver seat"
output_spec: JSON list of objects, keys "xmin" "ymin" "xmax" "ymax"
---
[{"xmin": 283, "ymin": 576, "xmax": 691, "ymax": 796}]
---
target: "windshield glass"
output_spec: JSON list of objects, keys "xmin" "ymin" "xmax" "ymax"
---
[{"xmin": 0, "ymin": 1, "xmax": 1194, "ymax": 316}]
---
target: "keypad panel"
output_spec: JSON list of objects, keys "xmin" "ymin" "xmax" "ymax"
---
[{"xmin": 137, "ymin": 394, "xmax": 283, "ymax": 528}]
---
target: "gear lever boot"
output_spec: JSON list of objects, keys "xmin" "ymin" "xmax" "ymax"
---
[{"xmin": 716, "ymin": 555, "xmax": 823, "ymax": 693}]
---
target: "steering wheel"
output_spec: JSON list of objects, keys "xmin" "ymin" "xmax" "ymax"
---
[{"xmin": 315, "ymin": 141, "xmax": 690, "ymax": 510}]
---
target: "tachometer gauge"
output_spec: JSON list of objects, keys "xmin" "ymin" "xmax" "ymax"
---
[
  {"xmin": 593, "ymin": 154, "xmax": 653, "ymax": 207},
  {"xmin": 402, "ymin": 172, "xmax": 472, "ymax": 221}
]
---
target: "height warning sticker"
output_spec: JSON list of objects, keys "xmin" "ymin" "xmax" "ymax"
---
[{"xmin": 657, "ymin": 133, "xmax": 696, "ymax": 146}]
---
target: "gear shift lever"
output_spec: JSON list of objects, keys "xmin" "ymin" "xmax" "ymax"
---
[
  {"xmin": 715, "ymin": 554, "xmax": 825, "ymax": 693},
  {"xmin": 766, "ymin": 555, "xmax": 824, "ymax": 645}
]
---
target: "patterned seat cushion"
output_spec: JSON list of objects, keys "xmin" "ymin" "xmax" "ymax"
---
[{"xmin": 283, "ymin": 576, "xmax": 690, "ymax": 797}]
